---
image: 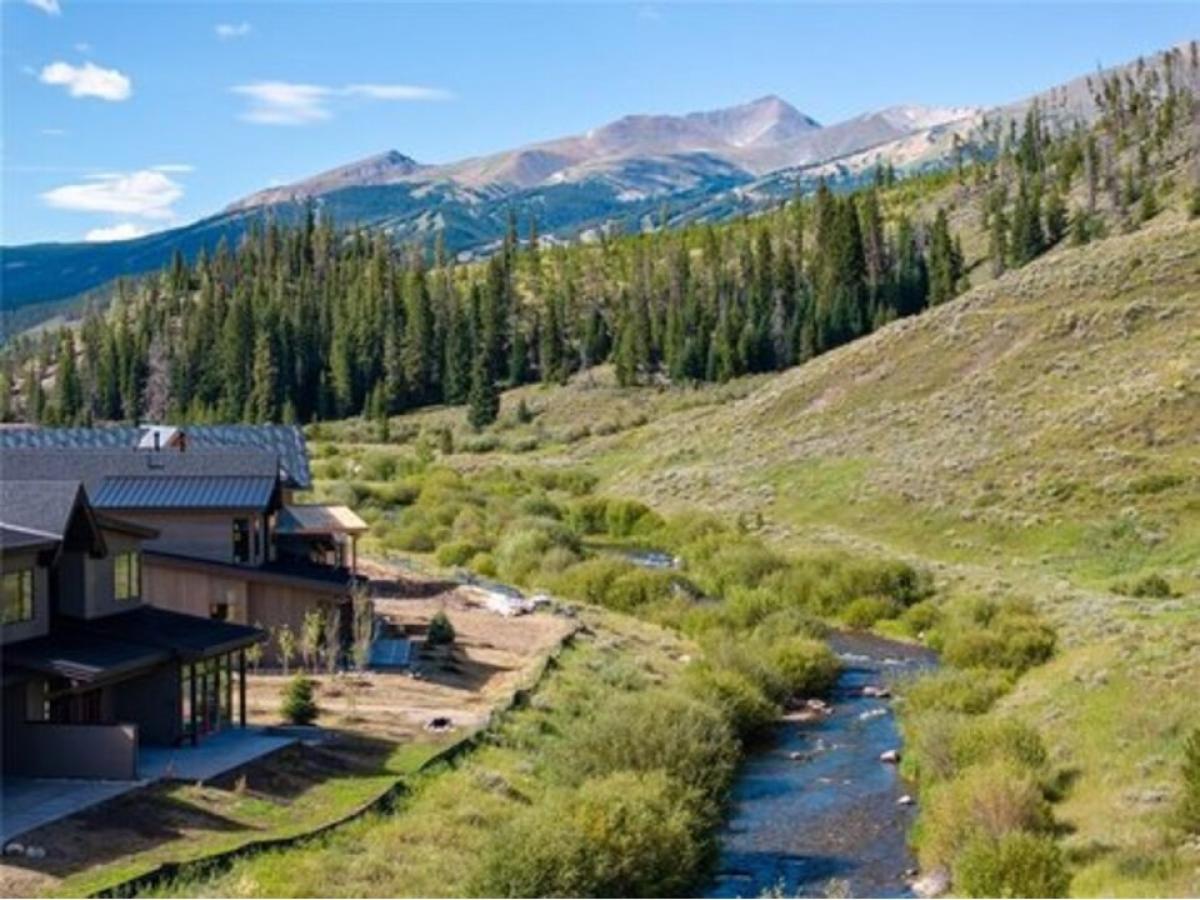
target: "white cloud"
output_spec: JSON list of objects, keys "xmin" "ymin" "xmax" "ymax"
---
[
  {"xmin": 85, "ymin": 222, "xmax": 149, "ymax": 242},
  {"xmin": 74, "ymin": 42, "xmax": 91, "ymax": 53},
  {"xmin": 215, "ymin": 21, "xmax": 252, "ymax": 40},
  {"xmin": 233, "ymin": 80, "xmax": 452, "ymax": 125},
  {"xmin": 39, "ymin": 60, "xmax": 131, "ymax": 101},
  {"xmin": 152, "ymin": 163, "xmax": 195, "ymax": 173},
  {"xmin": 25, "ymin": 0, "xmax": 61, "ymax": 16},
  {"xmin": 41, "ymin": 127, "xmax": 68, "ymax": 136},
  {"xmin": 42, "ymin": 169, "xmax": 183, "ymax": 220},
  {"xmin": 345, "ymin": 84, "xmax": 452, "ymax": 101},
  {"xmin": 232, "ymin": 81, "xmax": 332, "ymax": 125}
]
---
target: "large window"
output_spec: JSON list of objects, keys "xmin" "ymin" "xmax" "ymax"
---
[
  {"xmin": 232, "ymin": 518, "xmax": 251, "ymax": 564},
  {"xmin": 114, "ymin": 551, "xmax": 141, "ymax": 601},
  {"xmin": 2, "ymin": 570, "xmax": 34, "ymax": 624}
]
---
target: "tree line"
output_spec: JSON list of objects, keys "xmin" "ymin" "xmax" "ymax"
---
[{"xmin": 2, "ymin": 42, "xmax": 1195, "ymax": 429}]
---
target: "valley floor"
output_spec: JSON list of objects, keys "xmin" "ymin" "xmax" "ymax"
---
[{"xmin": 306, "ymin": 218, "xmax": 1200, "ymax": 897}]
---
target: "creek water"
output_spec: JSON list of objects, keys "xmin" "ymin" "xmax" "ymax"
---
[{"xmin": 708, "ymin": 632, "xmax": 937, "ymax": 899}]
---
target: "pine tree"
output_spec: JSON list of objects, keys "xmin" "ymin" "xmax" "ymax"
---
[
  {"xmin": 247, "ymin": 330, "xmax": 278, "ymax": 423},
  {"xmin": 54, "ymin": 331, "xmax": 82, "ymax": 424},
  {"xmin": 927, "ymin": 208, "xmax": 961, "ymax": 305},
  {"xmin": 1044, "ymin": 187, "xmax": 1068, "ymax": 245},
  {"xmin": 467, "ymin": 349, "xmax": 499, "ymax": 430}
]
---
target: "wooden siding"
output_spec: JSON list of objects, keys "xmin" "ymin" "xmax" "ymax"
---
[{"xmin": 114, "ymin": 510, "xmax": 267, "ymax": 566}]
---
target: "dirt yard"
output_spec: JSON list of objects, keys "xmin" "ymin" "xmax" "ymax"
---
[
  {"xmin": 246, "ymin": 582, "xmax": 576, "ymax": 742},
  {"xmin": 0, "ymin": 565, "xmax": 574, "ymax": 898}
]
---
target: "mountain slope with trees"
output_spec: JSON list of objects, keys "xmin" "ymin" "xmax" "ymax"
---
[{"xmin": 3, "ymin": 40, "xmax": 1197, "ymax": 433}]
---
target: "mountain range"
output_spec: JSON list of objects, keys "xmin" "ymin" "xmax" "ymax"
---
[{"xmin": 0, "ymin": 43, "xmax": 1182, "ymax": 329}]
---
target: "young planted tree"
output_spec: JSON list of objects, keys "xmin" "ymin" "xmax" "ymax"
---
[
  {"xmin": 276, "ymin": 623, "xmax": 297, "ymax": 676},
  {"xmin": 300, "ymin": 608, "xmax": 324, "ymax": 672}
]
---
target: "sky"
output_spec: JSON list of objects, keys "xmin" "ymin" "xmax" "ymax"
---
[{"xmin": 2, "ymin": 1, "xmax": 1196, "ymax": 246}]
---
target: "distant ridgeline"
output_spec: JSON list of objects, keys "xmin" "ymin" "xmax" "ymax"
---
[{"xmin": 1, "ymin": 48, "xmax": 1197, "ymax": 428}]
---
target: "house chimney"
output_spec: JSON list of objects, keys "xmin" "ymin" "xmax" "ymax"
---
[
  {"xmin": 154, "ymin": 431, "xmax": 161, "ymax": 451},
  {"xmin": 178, "ymin": 430, "xmax": 187, "ymax": 453}
]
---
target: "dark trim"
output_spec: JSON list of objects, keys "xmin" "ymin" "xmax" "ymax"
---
[
  {"xmin": 144, "ymin": 550, "xmax": 361, "ymax": 595},
  {"xmin": 94, "ymin": 512, "xmax": 160, "ymax": 540}
]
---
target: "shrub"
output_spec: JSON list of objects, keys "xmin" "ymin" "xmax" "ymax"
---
[
  {"xmin": 518, "ymin": 492, "xmax": 562, "ymax": 520},
  {"xmin": 549, "ymin": 557, "xmax": 631, "ymax": 607},
  {"xmin": 900, "ymin": 711, "xmax": 967, "ymax": 785},
  {"xmin": 952, "ymin": 831, "xmax": 1069, "ymax": 898},
  {"xmin": 470, "ymin": 552, "xmax": 498, "ymax": 578},
  {"xmin": 766, "ymin": 637, "xmax": 840, "ymax": 699},
  {"xmin": 472, "ymin": 770, "xmax": 704, "ymax": 898},
  {"xmin": 395, "ymin": 525, "xmax": 436, "ymax": 553},
  {"xmin": 602, "ymin": 568, "xmax": 676, "ymax": 612},
  {"xmin": 280, "ymin": 675, "xmax": 318, "ymax": 725},
  {"xmin": 495, "ymin": 521, "xmax": 581, "ymax": 585},
  {"xmin": 1129, "ymin": 573, "xmax": 1173, "ymax": 599},
  {"xmin": 604, "ymin": 498, "xmax": 661, "ymax": 538},
  {"xmin": 436, "ymin": 540, "xmax": 481, "ymax": 567},
  {"xmin": 426, "ymin": 610, "xmax": 456, "ymax": 646},
  {"xmin": 566, "ymin": 497, "xmax": 609, "ymax": 534},
  {"xmin": 358, "ymin": 450, "xmax": 399, "ymax": 481},
  {"xmin": 557, "ymin": 688, "xmax": 738, "ymax": 811},
  {"xmin": 901, "ymin": 668, "xmax": 1013, "ymax": 716},
  {"xmin": 841, "ymin": 596, "xmax": 900, "ymax": 629},
  {"xmin": 951, "ymin": 718, "xmax": 1047, "ymax": 777},
  {"xmin": 900, "ymin": 599, "xmax": 940, "ymax": 636},
  {"xmin": 684, "ymin": 664, "xmax": 779, "ymax": 741},
  {"xmin": 1181, "ymin": 727, "xmax": 1200, "ymax": 834},
  {"xmin": 918, "ymin": 761, "xmax": 1054, "ymax": 871},
  {"xmin": 938, "ymin": 598, "xmax": 1056, "ymax": 674}
]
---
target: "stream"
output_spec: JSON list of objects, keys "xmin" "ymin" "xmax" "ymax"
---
[{"xmin": 708, "ymin": 632, "xmax": 937, "ymax": 899}]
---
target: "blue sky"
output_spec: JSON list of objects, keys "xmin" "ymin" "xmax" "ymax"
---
[{"xmin": 3, "ymin": 1, "xmax": 1196, "ymax": 245}]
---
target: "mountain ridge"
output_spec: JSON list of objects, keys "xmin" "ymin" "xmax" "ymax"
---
[{"xmin": 2, "ymin": 40, "xmax": 1192, "ymax": 330}]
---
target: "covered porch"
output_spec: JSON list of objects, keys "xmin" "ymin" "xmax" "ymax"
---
[{"xmin": 274, "ymin": 503, "xmax": 368, "ymax": 575}]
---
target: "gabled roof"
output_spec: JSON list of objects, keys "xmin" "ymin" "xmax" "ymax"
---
[
  {"xmin": 0, "ymin": 480, "xmax": 105, "ymax": 556},
  {"xmin": 0, "ymin": 448, "xmax": 280, "ymax": 501},
  {"xmin": 0, "ymin": 424, "xmax": 311, "ymax": 489},
  {"xmin": 93, "ymin": 475, "xmax": 277, "ymax": 511}
]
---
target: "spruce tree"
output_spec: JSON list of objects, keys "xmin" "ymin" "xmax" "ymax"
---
[
  {"xmin": 467, "ymin": 349, "xmax": 499, "ymax": 430},
  {"xmin": 54, "ymin": 331, "xmax": 82, "ymax": 424}
]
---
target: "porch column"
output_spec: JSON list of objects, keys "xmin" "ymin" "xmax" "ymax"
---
[
  {"xmin": 351, "ymin": 535, "xmax": 357, "ymax": 577},
  {"xmin": 189, "ymin": 662, "xmax": 198, "ymax": 746},
  {"xmin": 225, "ymin": 654, "xmax": 233, "ymax": 730},
  {"xmin": 239, "ymin": 649, "xmax": 247, "ymax": 728}
]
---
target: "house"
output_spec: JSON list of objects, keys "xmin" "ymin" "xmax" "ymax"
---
[
  {"xmin": 0, "ymin": 480, "xmax": 265, "ymax": 779},
  {"xmin": 0, "ymin": 425, "xmax": 367, "ymax": 663}
]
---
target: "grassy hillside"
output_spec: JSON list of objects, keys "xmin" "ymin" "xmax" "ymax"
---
[{"xmin": 317, "ymin": 215, "xmax": 1200, "ymax": 895}]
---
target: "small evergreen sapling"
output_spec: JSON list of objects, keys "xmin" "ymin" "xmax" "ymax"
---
[{"xmin": 281, "ymin": 674, "xmax": 318, "ymax": 725}]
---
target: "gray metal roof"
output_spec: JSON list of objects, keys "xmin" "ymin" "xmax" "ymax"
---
[
  {"xmin": 92, "ymin": 475, "xmax": 277, "ymax": 511},
  {"xmin": 0, "ymin": 425, "xmax": 311, "ymax": 489},
  {"xmin": 0, "ymin": 448, "xmax": 279, "ymax": 498}
]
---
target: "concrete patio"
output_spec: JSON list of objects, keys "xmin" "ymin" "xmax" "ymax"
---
[
  {"xmin": 137, "ymin": 727, "xmax": 295, "ymax": 782},
  {"xmin": 1, "ymin": 728, "xmax": 295, "ymax": 843},
  {"xmin": 1, "ymin": 778, "xmax": 142, "ymax": 844}
]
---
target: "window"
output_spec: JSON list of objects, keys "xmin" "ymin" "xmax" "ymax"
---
[
  {"xmin": 2, "ymin": 570, "xmax": 34, "ymax": 625},
  {"xmin": 210, "ymin": 602, "xmax": 229, "ymax": 621},
  {"xmin": 114, "ymin": 551, "xmax": 141, "ymax": 601},
  {"xmin": 232, "ymin": 518, "xmax": 251, "ymax": 564}
]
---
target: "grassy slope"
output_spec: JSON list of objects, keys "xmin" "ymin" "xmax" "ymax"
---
[
  {"xmin": 151, "ymin": 610, "xmax": 693, "ymax": 898},
  {"xmin": 366, "ymin": 215, "xmax": 1200, "ymax": 895}
]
